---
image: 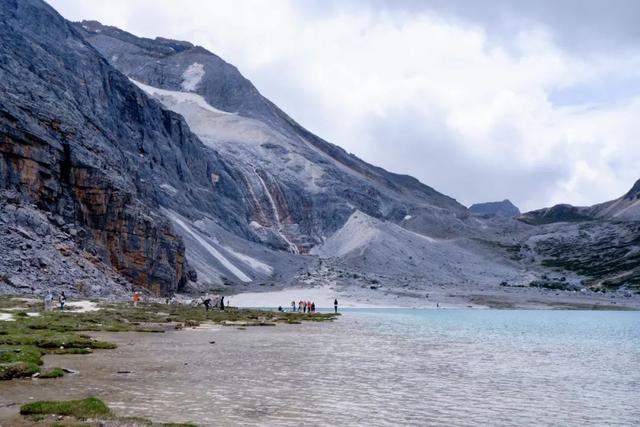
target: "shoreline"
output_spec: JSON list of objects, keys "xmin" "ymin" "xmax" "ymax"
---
[
  {"xmin": 228, "ymin": 284, "xmax": 640, "ymax": 311},
  {"xmin": 0, "ymin": 296, "xmax": 337, "ymax": 426},
  {"xmin": 2, "ymin": 309, "xmax": 639, "ymax": 426}
]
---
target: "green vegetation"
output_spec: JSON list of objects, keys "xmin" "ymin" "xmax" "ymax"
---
[
  {"xmin": 1, "ymin": 295, "xmax": 338, "ymax": 426},
  {"xmin": 0, "ymin": 295, "xmax": 338, "ymax": 380},
  {"xmin": 528, "ymin": 280, "xmax": 579, "ymax": 291},
  {"xmin": 19, "ymin": 397, "xmax": 197, "ymax": 426},
  {"xmin": 39, "ymin": 367, "xmax": 64, "ymax": 378},
  {"xmin": 0, "ymin": 345, "xmax": 42, "ymax": 379},
  {"xmin": 20, "ymin": 397, "xmax": 111, "ymax": 418}
]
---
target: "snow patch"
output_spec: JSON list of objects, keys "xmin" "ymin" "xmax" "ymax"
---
[
  {"xmin": 67, "ymin": 300, "xmax": 100, "ymax": 313},
  {"xmin": 181, "ymin": 62, "xmax": 205, "ymax": 91},
  {"xmin": 163, "ymin": 210, "xmax": 252, "ymax": 282},
  {"xmin": 0, "ymin": 313, "xmax": 14, "ymax": 321},
  {"xmin": 222, "ymin": 246, "xmax": 273, "ymax": 275},
  {"xmin": 131, "ymin": 79, "xmax": 229, "ymax": 115},
  {"xmin": 404, "ymin": 215, "xmax": 412, "ymax": 220}
]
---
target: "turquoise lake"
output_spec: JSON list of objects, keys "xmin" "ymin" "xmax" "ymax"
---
[{"xmin": 2, "ymin": 309, "xmax": 638, "ymax": 426}]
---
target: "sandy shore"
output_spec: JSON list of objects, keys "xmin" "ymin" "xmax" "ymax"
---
[{"xmin": 229, "ymin": 284, "xmax": 640, "ymax": 310}]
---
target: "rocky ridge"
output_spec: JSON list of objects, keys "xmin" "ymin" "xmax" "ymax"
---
[
  {"xmin": 0, "ymin": 0, "xmax": 638, "ymax": 305},
  {"xmin": 469, "ymin": 199, "xmax": 521, "ymax": 218}
]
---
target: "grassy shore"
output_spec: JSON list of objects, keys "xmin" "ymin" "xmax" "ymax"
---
[
  {"xmin": 18, "ymin": 396, "xmax": 196, "ymax": 426},
  {"xmin": 0, "ymin": 295, "xmax": 338, "ymax": 426}
]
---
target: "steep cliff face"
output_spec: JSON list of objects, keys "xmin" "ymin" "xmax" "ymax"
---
[
  {"xmin": 75, "ymin": 20, "xmax": 471, "ymax": 251},
  {"xmin": 0, "ymin": 0, "xmax": 244, "ymax": 295}
]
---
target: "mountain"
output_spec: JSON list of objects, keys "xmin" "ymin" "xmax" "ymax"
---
[
  {"xmin": 0, "ymin": 0, "xmax": 249, "ymax": 295},
  {"xmin": 0, "ymin": 0, "xmax": 481, "ymax": 297},
  {"xmin": 469, "ymin": 200, "xmax": 520, "ymax": 218},
  {"xmin": 70, "ymin": 19, "xmax": 505, "ymax": 289},
  {"xmin": 1, "ymin": 0, "xmax": 637, "ymax": 305},
  {"xmin": 514, "ymin": 179, "xmax": 640, "ymax": 292},
  {"xmin": 519, "ymin": 179, "xmax": 640, "ymax": 224}
]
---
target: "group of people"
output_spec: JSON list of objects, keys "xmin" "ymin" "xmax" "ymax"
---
[
  {"xmin": 283, "ymin": 298, "xmax": 339, "ymax": 314},
  {"xmin": 291, "ymin": 300, "xmax": 317, "ymax": 313},
  {"xmin": 43, "ymin": 291, "xmax": 66, "ymax": 311}
]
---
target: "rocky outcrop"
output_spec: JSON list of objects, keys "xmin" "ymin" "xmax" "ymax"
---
[
  {"xmin": 469, "ymin": 199, "xmax": 520, "ymax": 218},
  {"xmin": 0, "ymin": 0, "xmax": 241, "ymax": 295}
]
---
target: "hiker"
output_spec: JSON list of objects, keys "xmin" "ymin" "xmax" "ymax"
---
[
  {"xmin": 203, "ymin": 298, "xmax": 212, "ymax": 311},
  {"xmin": 58, "ymin": 291, "xmax": 66, "ymax": 311},
  {"xmin": 334, "ymin": 298, "xmax": 338, "ymax": 314},
  {"xmin": 291, "ymin": 300, "xmax": 296, "ymax": 312},
  {"xmin": 298, "ymin": 300, "xmax": 304, "ymax": 312},
  {"xmin": 133, "ymin": 291, "xmax": 140, "ymax": 307},
  {"xmin": 278, "ymin": 306, "xmax": 283, "ymax": 312},
  {"xmin": 44, "ymin": 291, "xmax": 53, "ymax": 312},
  {"xmin": 311, "ymin": 302, "xmax": 315, "ymax": 312},
  {"xmin": 220, "ymin": 296, "xmax": 225, "ymax": 311}
]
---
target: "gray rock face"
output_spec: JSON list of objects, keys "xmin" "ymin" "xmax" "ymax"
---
[
  {"xmin": 469, "ymin": 200, "xmax": 520, "ymax": 218},
  {"xmin": 0, "ymin": 0, "xmax": 247, "ymax": 295},
  {"xmin": 2, "ymin": 0, "xmax": 637, "ymax": 303},
  {"xmin": 515, "ymin": 179, "xmax": 640, "ymax": 292},
  {"xmin": 74, "ymin": 20, "xmax": 470, "ymax": 249}
]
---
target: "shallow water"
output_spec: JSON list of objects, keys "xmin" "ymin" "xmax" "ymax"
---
[{"xmin": 1, "ymin": 309, "xmax": 639, "ymax": 426}]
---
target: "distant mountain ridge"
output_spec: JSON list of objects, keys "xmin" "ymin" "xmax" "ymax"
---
[
  {"xmin": 1, "ymin": 0, "xmax": 638, "ymax": 302},
  {"xmin": 469, "ymin": 199, "xmax": 520, "ymax": 218},
  {"xmin": 519, "ymin": 179, "xmax": 640, "ymax": 224}
]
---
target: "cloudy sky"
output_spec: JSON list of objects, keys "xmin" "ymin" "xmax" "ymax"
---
[{"xmin": 49, "ymin": 0, "xmax": 640, "ymax": 211}]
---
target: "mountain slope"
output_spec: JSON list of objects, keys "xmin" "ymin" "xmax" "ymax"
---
[
  {"xmin": 515, "ymin": 179, "xmax": 640, "ymax": 292},
  {"xmin": 74, "ymin": 21, "xmax": 472, "ymax": 249},
  {"xmin": 0, "ymin": 0, "xmax": 251, "ymax": 295},
  {"xmin": 519, "ymin": 179, "xmax": 640, "ymax": 224},
  {"xmin": 469, "ymin": 200, "xmax": 520, "ymax": 218}
]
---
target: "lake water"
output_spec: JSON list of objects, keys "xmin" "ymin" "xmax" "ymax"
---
[{"xmin": 1, "ymin": 309, "xmax": 639, "ymax": 426}]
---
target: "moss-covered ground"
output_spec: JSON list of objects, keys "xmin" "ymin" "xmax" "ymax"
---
[
  {"xmin": 0, "ymin": 295, "xmax": 337, "ymax": 381},
  {"xmin": 1, "ymin": 295, "xmax": 337, "ymax": 426},
  {"xmin": 19, "ymin": 397, "xmax": 195, "ymax": 426}
]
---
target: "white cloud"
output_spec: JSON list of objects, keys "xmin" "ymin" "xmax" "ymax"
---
[{"xmin": 49, "ymin": 0, "xmax": 640, "ymax": 211}]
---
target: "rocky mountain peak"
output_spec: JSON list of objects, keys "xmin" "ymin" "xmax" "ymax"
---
[
  {"xmin": 469, "ymin": 199, "xmax": 520, "ymax": 218},
  {"xmin": 623, "ymin": 179, "xmax": 640, "ymax": 200}
]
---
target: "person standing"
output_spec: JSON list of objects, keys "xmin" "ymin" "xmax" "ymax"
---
[
  {"xmin": 298, "ymin": 300, "xmax": 304, "ymax": 312},
  {"xmin": 133, "ymin": 291, "xmax": 141, "ymax": 307},
  {"xmin": 220, "ymin": 296, "xmax": 225, "ymax": 311},
  {"xmin": 291, "ymin": 300, "xmax": 296, "ymax": 312},
  {"xmin": 334, "ymin": 298, "xmax": 338, "ymax": 314},
  {"xmin": 44, "ymin": 291, "xmax": 53, "ymax": 312},
  {"xmin": 58, "ymin": 291, "xmax": 66, "ymax": 311}
]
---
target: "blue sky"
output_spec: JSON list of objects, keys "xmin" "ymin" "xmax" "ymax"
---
[{"xmin": 49, "ymin": 0, "xmax": 640, "ymax": 211}]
